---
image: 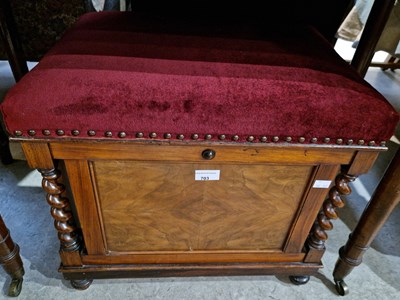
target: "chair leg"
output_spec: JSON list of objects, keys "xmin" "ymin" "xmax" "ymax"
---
[
  {"xmin": 0, "ymin": 0, "xmax": 29, "ymax": 82},
  {"xmin": 333, "ymin": 148, "xmax": 400, "ymax": 295},
  {"xmin": 0, "ymin": 215, "xmax": 24, "ymax": 297}
]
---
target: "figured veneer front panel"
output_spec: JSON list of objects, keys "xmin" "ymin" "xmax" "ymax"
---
[{"xmin": 91, "ymin": 160, "xmax": 313, "ymax": 253}]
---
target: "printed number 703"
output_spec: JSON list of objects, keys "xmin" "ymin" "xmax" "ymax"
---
[{"xmin": 201, "ymin": 176, "xmax": 210, "ymax": 180}]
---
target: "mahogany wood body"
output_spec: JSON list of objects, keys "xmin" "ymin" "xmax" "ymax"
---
[{"xmin": 18, "ymin": 139, "xmax": 382, "ymax": 284}]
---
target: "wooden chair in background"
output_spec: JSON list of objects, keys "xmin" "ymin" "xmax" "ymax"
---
[
  {"xmin": 333, "ymin": 0, "xmax": 400, "ymax": 295},
  {"xmin": 0, "ymin": 0, "xmax": 28, "ymax": 165},
  {"xmin": 0, "ymin": 214, "xmax": 24, "ymax": 297}
]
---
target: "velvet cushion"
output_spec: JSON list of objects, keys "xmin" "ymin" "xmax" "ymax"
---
[{"xmin": 0, "ymin": 12, "xmax": 398, "ymax": 145}]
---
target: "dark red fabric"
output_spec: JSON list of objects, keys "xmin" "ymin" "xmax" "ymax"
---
[{"xmin": 0, "ymin": 12, "xmax": 398, "ymax": 144}]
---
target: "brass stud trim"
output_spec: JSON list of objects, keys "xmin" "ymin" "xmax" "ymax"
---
[
  {"xmin": 26, "ymin": 130, "xmax": 380, "ymax": 146},
  {"xmin": 14, "ymin": 130, "xmax": 22, "ymax": 136},
  {"xmin": 247, "ymin": 136, "xmax": 255, "ymax": 142}
]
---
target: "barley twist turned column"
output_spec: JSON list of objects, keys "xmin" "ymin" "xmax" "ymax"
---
[
  {"xmin": 39, "ymin": 168, "xmax": 92, "ymax": 290},
  {"xmin": 39, "ymin": 168, "xmax": 80, "ymax": 251},
  {"xmin": 308, "ymin": 173, "xmax": 357, "ymax": 251}
]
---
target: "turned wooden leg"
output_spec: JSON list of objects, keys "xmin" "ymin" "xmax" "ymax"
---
[
  {"xmin": 39, "ymin": 167, "xmax": 93, "ymax": 290},
  {"xmin": 305, "ymin": 171, "xmax": 357, "ymax": 263},
  {"xmin": 333, "ymin": 148, "xmax": 400, "ymax": 296},
  {"xmin": 0, "ymin": 215, "xmax": 24, "ymax": 297},
  {"xmin": 40, "ymin": 168, "xmax": 80, "ymax": 251}
]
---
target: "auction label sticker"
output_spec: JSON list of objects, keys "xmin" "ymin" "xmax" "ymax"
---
[
  {"xmin": 195, "ymin": 170, "xmax": 220, "ymax": 181},
  {"xmin": 313, "ymin": 180, "xmax": 332, "ymax": 188}
]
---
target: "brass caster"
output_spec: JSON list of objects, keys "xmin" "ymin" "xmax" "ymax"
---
[
  {"xmin": 7, "ymin": 278, "xmax": 23, "ymax": 297},
  {"xmin": 335, "ymin": 280, "xmax": 349, "ymax": 296},
  {"xmin": 70, "ymin": 278, "xmax": 93, "ymax": 290},
  {"xmin": 289, "ymin": 275, "xmax": 310, "ymax": 285}
]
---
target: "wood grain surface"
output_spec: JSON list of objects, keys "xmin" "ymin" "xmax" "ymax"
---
[
  {"xmin": 50, "ymin": 142, "xmax": 356, "ymax": 165},
  {"xmin": 92, "ymin": 161, "xmax": 312, "ymax": 252}
]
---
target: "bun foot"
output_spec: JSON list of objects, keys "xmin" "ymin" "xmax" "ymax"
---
[
  {"xmin": 70, "ymin": 278, "xmax": 93, "ymax": 290},
  {"xmin": 7, "ymin": 278, "xmax": 23, "ymax": 297},
  {"xmin": 289, "ymin": 275, "xmax": 310, "ymax": 285},
  {"xmin": 335, "ymin": 280, "xmax": 349, "ymax": 296}
]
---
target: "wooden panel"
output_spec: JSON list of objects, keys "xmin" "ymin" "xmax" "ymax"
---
[
  {"xmin": 284, "ymin": 164, "xmax": 340, "ymax": 253},
  {"xmin": 347, "ymin": 151, "xmax": 380, "ymax": 175},
  {"xmin": 21, "ymin": 142, "xmax": 54, "ymax": 169},
  {"xmin": 82, "ymin": 252, "xmax": 305, "ymax": 264},
  {"xmin": 63, "ymin": 160, "xmax": 105, "ymax": 255},
  {"xmin": 92, "ymin": 161, "xmax": 313, "ymax": 253},
  {"xmin": 50, "ymin": 142, "xmax": 355, "ymax": 165}
]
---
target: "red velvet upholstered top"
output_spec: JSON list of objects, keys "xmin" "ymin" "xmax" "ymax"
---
[{"xmin": 1, "ymin": 12, "xmax": 398, "ymax": 145}]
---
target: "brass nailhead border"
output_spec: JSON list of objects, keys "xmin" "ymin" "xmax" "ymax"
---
[
  {"xmin": 13, "ymin": 129, "xmax": 386, "ymax": 148},
  {"xmin": 56, "ymin": 129, "xmax": 65, "ymax": 136}
]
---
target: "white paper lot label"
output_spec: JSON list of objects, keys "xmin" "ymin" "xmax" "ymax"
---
[
  {"xmin": 313, "ymin": 180, "xmax": 332, "ymax": 188},
  {"xmin": 195, "ymin": 170, "xmax": 220, "ymax": 181}
]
